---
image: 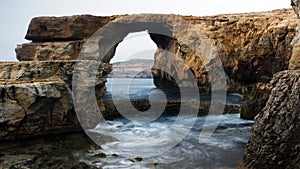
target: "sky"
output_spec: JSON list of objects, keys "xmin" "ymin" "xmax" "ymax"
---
[{"xmin": 0, "ymin": 0, "xmax": 291, "ymax": 62}]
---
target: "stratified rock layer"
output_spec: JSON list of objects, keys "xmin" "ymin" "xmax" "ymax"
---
[
  {"xmin": 25, "ymin": 15, "xmax": 117, "ymax": 42},
  {"xmin": 239, "ymin": 70, "xmax": 300, "ymax": 169},
  {"xmin": 15, "ymin": 40, "xmax": 86, "ymax": 61},
  {"xmin": 0, "ymin": 61, "xmax": 112, "ymax": 139}
]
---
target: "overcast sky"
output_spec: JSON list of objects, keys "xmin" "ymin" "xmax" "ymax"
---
[{"xmin": 0, "ymin": 0, "xmax": 291, "ymax": 62}]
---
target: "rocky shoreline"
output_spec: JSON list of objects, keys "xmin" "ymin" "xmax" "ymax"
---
[{"xmin": 0, "ymin": 132, "xmax": 98, "ymax": 169}]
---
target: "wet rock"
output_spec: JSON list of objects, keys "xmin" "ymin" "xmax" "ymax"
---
[
  {"xmin": 240, "ymin": 83, "xmax": 270, "ymax": 120},
  {"xmin": 0, "ymin": 133, "xmax": 98, "ymax": 169},
  {"xmin": 130, "ymin": 157, "xmax": 143, "ymax": 162},
  {"xmin": 93, "ymin": 153, "xmax": 107, "ymax": 158},
  {"xmin": 101, "ymin": 97, "xmax": 242, "ymax": 119}
]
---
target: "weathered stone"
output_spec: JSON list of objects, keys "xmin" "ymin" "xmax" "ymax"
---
[
  {"xmin": 100, "ymin": 98, "xmax": 241, "ymax": 120},
  {"xmin": 239, "ymin": 83, "xmax": 270, "ymax": 120},
  {"xmin": 13, "ymin": 9, "xmax": 297, "ymax": 121},
  {"xmin": 239, "ymin": 70, "xmax": 300, "ymax": 169},
  {"xmin": 0, "ymin": 61, "xmax": 112, "ymax": 140},
  {"xmin": 25, "ymin": 15, "xmax": 118, "ymax": 42},
  {"xmin": 290, "ymin": 0, "xmax": 300, "ymax": 70},
  {"xmin": 0, "ymin": 81, "xmax": 76, "ymax": 139},
  {"xmin": 16, "ymin": 40, "xmax": 86, "ymax": 61},
  {"xmin": 151, "ymin": 9, "xmax": 297, "ymax": 88}
]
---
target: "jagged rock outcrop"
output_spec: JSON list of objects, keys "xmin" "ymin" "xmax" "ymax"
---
[
  {"xmin": 239, "ymin": 2, "xmax": 300, "ymax": 168},
  {"xmin": 0, "ymin": 61, "xmax": 111, "ymax": 139},
  {"xmin": 290, "ymin": 0, "xmax": 300, "ymax": 70},
  {"xmin": 153, "ymin": 9, "xmax": 297, "ymax": 87},
  {"xmin": 238, "ymin": 70, "xmax": 300, "ymax": 169}
]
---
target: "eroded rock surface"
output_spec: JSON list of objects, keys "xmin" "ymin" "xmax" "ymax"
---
[
  {"xmin": 15, "ymin": 40, "xmax": 86, "ymax": 61},
  {"xmin": 0, "ymin": 61, "xmax": 112, "ymax": 140},
  {"xmin": 239, "ymin": 2, "xmax": 300, "ymax": 168},
  {"xmin": 25, "ymin": 15, "xmax": 118, "ymax": 42},
  {"xmin": 290, "ymin": 0, "xmax": 300, "ymax": 70},
  {"xmin": 239, "ymin": 70, "xmax": 300, "ymax": 169}
]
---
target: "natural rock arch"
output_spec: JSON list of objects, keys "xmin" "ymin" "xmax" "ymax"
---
[
  {"xmin": 0, "ymin": 8, "xmax": 298, "ymax": 140},
  {"xmin": 79, "ymin": 15, "xmax": 220, "ymax": 90}
]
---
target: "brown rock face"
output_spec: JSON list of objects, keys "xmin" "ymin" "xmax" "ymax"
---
[
  {"xmin": 290, "ymin": 0, "xmax": 300, "ymax": 70},
  {"xmin": 25, "ymin": 15, "xmax": 117, "ymax": 42},
  {"xmin": 239, "ymin": 71, "xmax": 300, "ymax": 169},
  {"xmin": 152, "ymin": 9, "xmax": 297, "ymax": 88},
  {"xmin": 0, "ymin": 61, "xmax": 112, "ymax": 140},
  {"xmin": 15, "ymin": 40, "xmax": 86, "ymax": 61},
  {"xmin": 240, "ymin": 2, "xmax": 300, "ymax": 167}
]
